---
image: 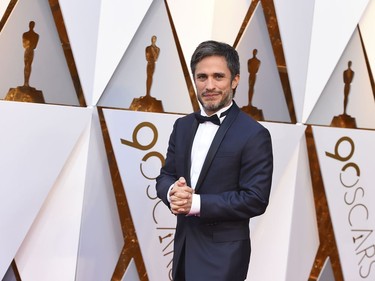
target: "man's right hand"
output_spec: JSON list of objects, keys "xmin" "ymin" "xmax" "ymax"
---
[{"xmin": 169, "ymin": 177, "xmax": 193, "ymax": 215}]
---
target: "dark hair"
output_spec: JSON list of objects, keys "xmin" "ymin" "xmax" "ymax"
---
[{"xmin": 190, "ymin": 40, "xmax": 240, "ymax": 80}]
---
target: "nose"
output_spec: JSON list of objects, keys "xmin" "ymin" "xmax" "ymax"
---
[{"xmin": 205, "ymin": 77, "xmax": 215, "ymax": 91}]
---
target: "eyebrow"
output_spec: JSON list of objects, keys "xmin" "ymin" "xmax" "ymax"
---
[
  {"xmin": 214, "ymin": 72, "xmax": 225, "ymax": 77},
  {"xmin": 196, "ymin": 72, "xmax": 226, "ymax": 77}
]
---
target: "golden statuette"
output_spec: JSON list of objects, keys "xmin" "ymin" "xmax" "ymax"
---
[
  {"xmin": 330, "ymin": 61, "xmax": 357, "ymax": 128},
  {"xmin": 129, "ymin": 35, "xmax": 164, "ymax": 113},
  {"xmin": 241, "ymin": 49, "xmax": 264, "ymax": 121},
  {"xmin": 4, "ymin": 21, "xmax": 45, "ymax": 103}
]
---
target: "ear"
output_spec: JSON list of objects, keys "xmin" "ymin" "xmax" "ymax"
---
[{"xmin": 231, "ymin": 74, "xmax": 240, "ymax": 90}]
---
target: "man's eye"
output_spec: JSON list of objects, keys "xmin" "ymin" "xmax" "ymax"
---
[
  {"xmin": 214, "ymin": 74, "xmax": 224, "ymax": 80},
  {"xmin": 196, "ymin": 75, "xmax": 206, "ymax": 81}
]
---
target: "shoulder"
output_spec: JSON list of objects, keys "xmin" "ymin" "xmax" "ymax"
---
[
  {"xmin": 168, "ymin": 113, "xmax": 197, "ymax": 142},
  {"xmin": 234, "ymin": 110, "xmax": 270, "ymax": 137},
  {"xmin": 174, "ymin": 112, "xmax": 196, "ymax": 126}
]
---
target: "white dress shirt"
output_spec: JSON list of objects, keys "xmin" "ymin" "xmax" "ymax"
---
[{"xmin": 188, "ymin": 102, "xmax": 232, "ymax": 216}]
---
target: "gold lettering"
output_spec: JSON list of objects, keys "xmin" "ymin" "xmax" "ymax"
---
[
  {"xmin": 140, "ymin": 151, "xmax": 165, "ymax": 180},
  {"xmin": 353, "ymin": 229, "xmax": 373, "ymax": 252},
  {"xmin": 325, "ymin": 136, "xmax": 355, "ymax": 161},
  {"xmin": 357, "ymin": 244, "xmax": 375, "ymax": 266},
  {"xmin": 348, "ymin": 204, "xmax": 369, "ymax": 227},
  {"xmin": 120, "ymin": 122, "xmax": 158, "ymax": 150},
  {"xmin": 340, "ymin": 162, "xmax": 360, "ymax": 187},
  {"xmin": 344, "ymin": 187, "xmax": 364, "ymax": 205},
  {"xmin": 360, "ymin": 260, "xmax": 375, "ymax": 278}
]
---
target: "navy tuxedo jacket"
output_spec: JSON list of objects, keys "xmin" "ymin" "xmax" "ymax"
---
[{"xmin": 156, "ymin": 102, "xmax": 273, "ymax": 281}]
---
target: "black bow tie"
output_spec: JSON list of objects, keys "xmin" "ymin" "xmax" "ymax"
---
[
  {"xmin": 194, "ymin": 108, "xmax": 230, "ymax": 126},
  {"xmin": 195, "ymin": 113, "xmax": 221, "ymax": 125}
]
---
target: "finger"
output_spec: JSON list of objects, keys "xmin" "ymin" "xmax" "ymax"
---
[
  {"xmin": 171, "ymin": 204, "xmax": 185, "ymax": 214},
  {"xmin": 173, "ymin": 191, "xmax": 191, "ymax": 200},
  {"xmin": 178, "ymin": 176, "xmax": 186, "ymax": 183},
  {"xmin": 178, "ymin": 207, "xmax": 190, "ymax": 214},
  {"xmin": 170, "ymin": 198, "xmax": 188, "ymax": 206},
  {"xmin": 176, "ymin": 179, "xmax": 186, "ymax": 188},
  {"xmin": 181, "ymin": 186, "xmax": 193, "ymax": 195}
]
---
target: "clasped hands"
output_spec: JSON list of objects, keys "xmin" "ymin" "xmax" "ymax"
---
[{"xmin": 169, "ymin": 177, "xmax": 193, "ymax": 215}]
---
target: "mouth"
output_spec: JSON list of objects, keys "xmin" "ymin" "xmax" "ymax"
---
[{"xmin": 202, "ymin": 91, "xmax": 221, "ymax": 98}]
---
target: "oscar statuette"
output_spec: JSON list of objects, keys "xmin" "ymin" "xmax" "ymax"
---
[
  {"xmin": 4, "ymin": 21, "xmax": 45, "ymax": 103},
  {"xmin": 330, "ymin": 61, "xmax": 357, "ymax": 129},
  {"xmin": 241, "ymin": 49, "xmax": 264, "ymax": 121},
  {"xmin": 129, "ymin": 35, "xmax": 164, "ymax": 113}
]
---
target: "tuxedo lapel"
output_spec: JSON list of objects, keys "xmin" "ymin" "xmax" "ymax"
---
[
  {"xmin": 185, "ymin": 118, "xmax": 199, "ymax": 187},
  {"xmin": 194, "ymin": 104, "xmax": 240, "ymax": 193}
]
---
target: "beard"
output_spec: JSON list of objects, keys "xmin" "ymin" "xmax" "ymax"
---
[{"xmin": 198, "ymin": 89, "xmax": 233, "ymax": 113}]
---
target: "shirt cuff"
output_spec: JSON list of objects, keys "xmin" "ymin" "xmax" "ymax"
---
[
  {"xmin": 188, "ymin": 194, "xmax": 201, "ymax": 216},
  {"xmin": 167, "ymin": 184, "xmax": 174, "ymax": 203}
]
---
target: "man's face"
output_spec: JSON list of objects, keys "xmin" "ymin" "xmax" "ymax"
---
[{"xmin": 194, "ymin": 55, "xmax": 239, "ymax": 116}]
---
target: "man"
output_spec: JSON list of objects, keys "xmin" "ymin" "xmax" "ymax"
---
[{"xmin": 156, "ymin": 40, "xmax": 273, "ymax": 281}]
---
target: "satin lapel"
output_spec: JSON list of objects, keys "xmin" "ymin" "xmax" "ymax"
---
[
  {"xmin": 185, "ymin": 118, "xmax": 199, "ymax": 187},
  {"xmin": 194, "ymin": 105, "xmax": 240, "ymax": 193}
]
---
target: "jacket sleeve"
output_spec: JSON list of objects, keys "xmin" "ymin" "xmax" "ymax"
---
[
  {"xmin": 156, "ymin": 119, "xmax": 179, "ymax": 208},
  {"xmin": 200, "ymin": 127, "xmax": 273, "ymax": 220}
]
